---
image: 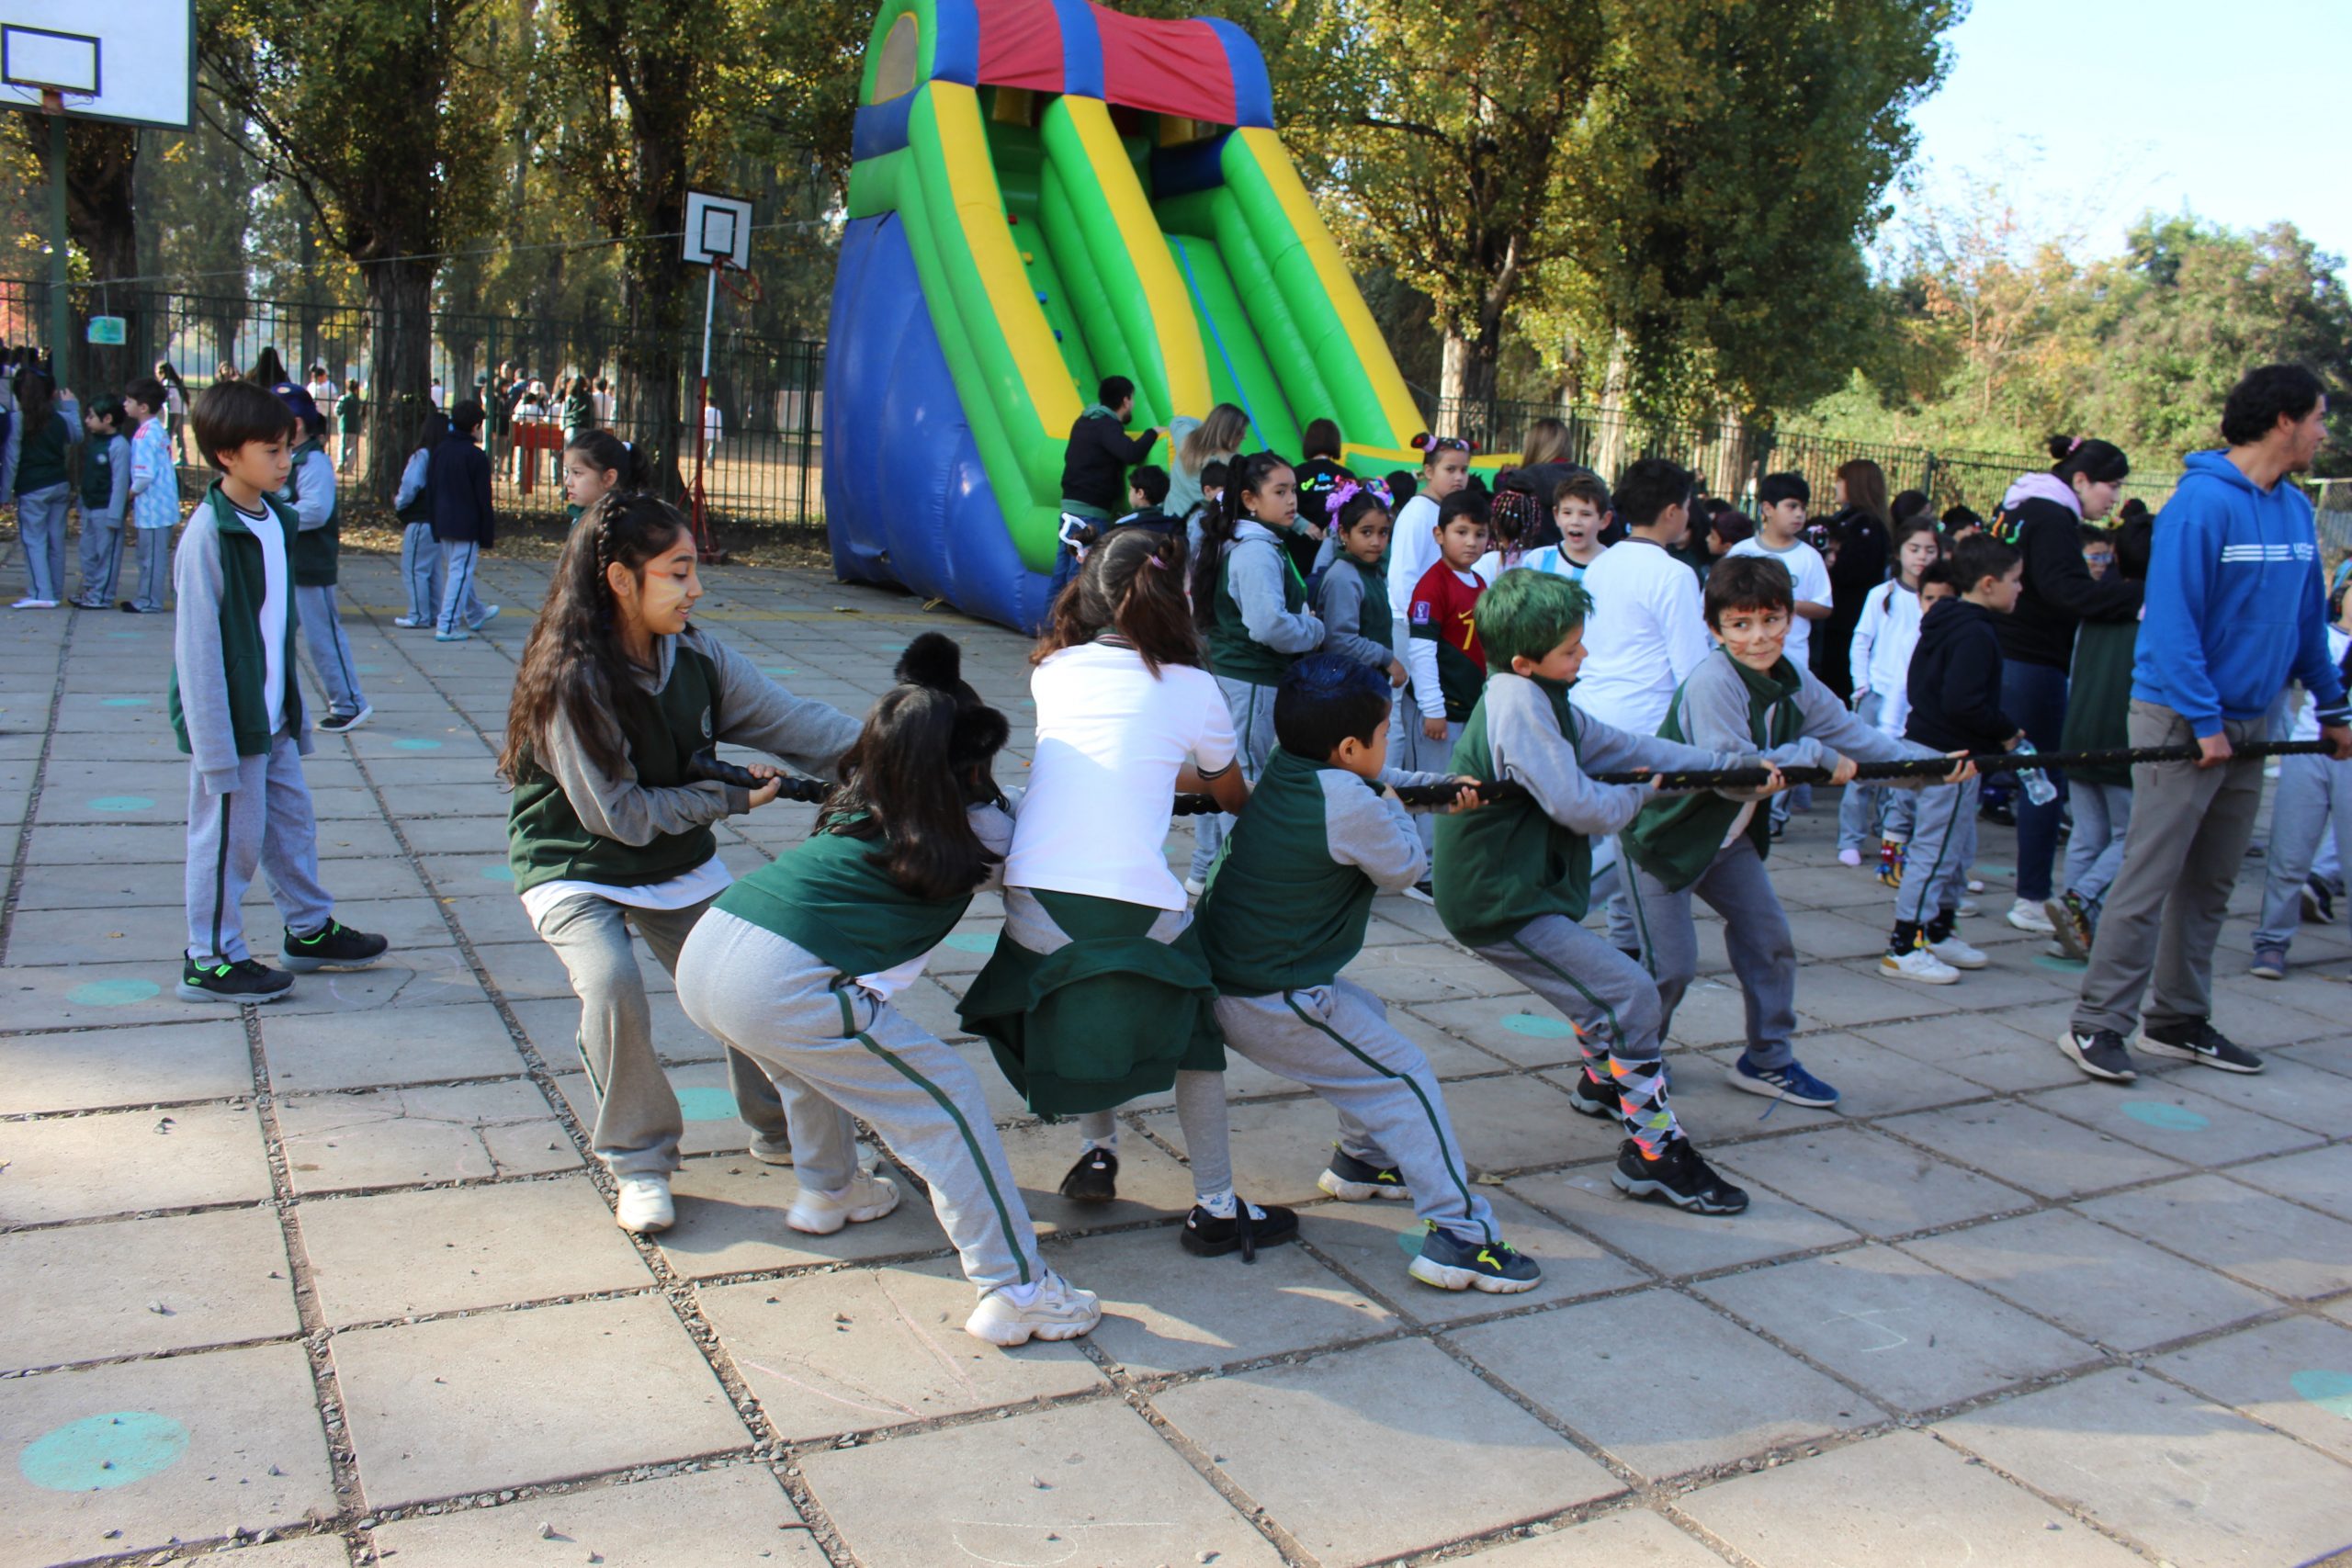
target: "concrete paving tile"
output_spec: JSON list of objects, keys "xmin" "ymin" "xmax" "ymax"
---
[
  {"xmin": 1937, "ymin": 1367, "xmax": 2352, "ymax": 1568},
  {"xmin": 1848, "ymin": 1012, "xmax": 2087, "ymax": 1093},
  {"xmin": 1436, "ymin": 1072, "xmax": 1623, "ymax": 1173},
  {"xmin": 2023, "ymin": 1079, "xmax": 2324, "ymax": 1168},
  {"xmin": 1731, "ymin": 1032, "xmax": 1991, "ymax": 1116},
  {"xmin": 261, "ymin": 1001, "xmax": 527, "ymax": 1093},
  {"xmin": 1879, "ymin": 1100, "xmax": 2190, "ymax": 1199},
  {"xmin": 1506, "ymin": 1162, "xmax": 1862, "ymax": 1278},
  {"xmin": 505, "ymin": 992, "xmax": 720, "ymax": 1066},
  {"xmin": 1298, "ymin": 1186, "xmax": 1647, "ymax": 1325},
  {"xmin": 702, "ymin": 1260, "xmax": 1104, "ymax": 1440},
  {"xmin": 2154, "ymin": 1314, "xmax": 2352, "ymax": 1466},
  {"xmin": 1784, "ymin": 906, "xmax": 1908, "ymax": 962},
  {"xmin": 395, "ymin": 815, "xmax": 514, "ymax": 855},
  {"xmin": 0, "ymin": 1101, "xmax": 272, "ymax": 1224},
  {"xmin": 370, "ymin": 1465, "xmax": 822, "ymax": 1567},
  {"xmin": 656, "ymin": 1154, "xmax": 950, "ymax": 1279},
  {"xmin": 1068, "ymin": 1224, "xmax": 1396, "ymax": 1374},
  {"xmin": 1453, "ymin": 1288, "xmax": 1883, "ymax": 1480},
  {"xmin": 1650, "ymin": 976, "xmax": 1828, "ymax": 1051},
  {"xmin": 0, "ymin": 1343, "xmax": 334, "ymax": 1566},
  {"xmin": 1346, "ymin": 944, "xmax": 1511, "ymax": 1006},
  {"xmin": 798, "ymin": 1396, "xmax": 1283, "ymax": 1568},
  {"xmin": 1448, "ymin": 1509, "xmax": 1726, "ymax": 1567},
  {"xmin": 547, "ymin": 1061, "xmax": 781, "ymax": 1161},
  {"xmin": 1801, "ymin": 961, "xmax": 1972, "ymax": 1025},
  {"xmin": 1901, "ymin": 1208, "xmax": 2277, "ymax": 1353},
  {"xmin": 299, "ymin": 1175, "xmax": 654, "ymax": 1325},
  {"xmin": 1698, "ymin": 1244, "xmax": 2099, "ymax": 1413},
  {"xmin": 0, "ymin": 1020, "xmax": 253, "ymax": 1113},
  {"xmin": 995, "ymin": 1118, "xmax": 1204, "ymax": 1234},
  {"xmin": 277, "ymin": 1080, "xmax": 580, "ymax": 1192},
  {"xmin": 0, "ymin": 1206, "xmax": 299, "ymax": 1371},
  {"xmin": 469, "ymin": 938, "xmax": 611, "ymax": 1000},
  {"xmin": 2076, "ymin": 1173, "xmax": 2352, "ymax": 1301},
  {"xmin": 1712, "ymin": 1126, "xmax": 2035, "ymax": 1238},
  {"xmin": 2227, "ymin": 1142, "xmax": 2352, "ymax": 1222},
  {"xmin": 26, "ymin": 818, "xmax": 402, "ymax": 864},
  {"xmin": 334, "ymin": 1295, "xmax": 749, "ymax": 1506},
  {"xmin": 2132, "ymin": 1054, "xmax": 2352, "ymax": 1135},
  {"xmin": 1398, "ymin": 993, "xmax": 1582, "ymax": 1069},
  {"xmin": 1677, "ymin": 1427, "xmax": 2143, "ymax": 1568},
  {"xmin": 254, "ymin": 949, "xmax": 492, "ymax": 1015},
  {"xmin": 1153, "ymin": 1337, "xmax": 1622, "ymax": 1564},
  {"xmin": 209, "ymin": 1536, "xmax": 354, "ymax": 1568},
  {"xmin": 1138, "ymin": 1094, "xmax": 1356, "ymax": 1209}
]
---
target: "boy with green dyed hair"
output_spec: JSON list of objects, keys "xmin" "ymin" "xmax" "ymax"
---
[{"xmin": 1435, "ymin": 570, "xmax": 1767, "ymax": 1213}]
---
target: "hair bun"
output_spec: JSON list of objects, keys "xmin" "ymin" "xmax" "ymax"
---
[
  {"xmin": 894, "ymin": 632, "xmax": 964, "ymax": 693},
  {"xmin": 2046, "ymin": 434, "xmax": 2079, "ymax": 462}
]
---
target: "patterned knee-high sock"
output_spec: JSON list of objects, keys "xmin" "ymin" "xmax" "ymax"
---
[{"xmin": 1610, "ymin": 1055, "xmax": 1680, "ymax": 1158}]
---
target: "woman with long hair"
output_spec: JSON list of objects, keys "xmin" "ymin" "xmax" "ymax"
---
[
  {"xmin": 1817, "ymin": 457, "xmax": 1893, "ymax": 697},
  {"xmin": 499, "ymin": 492, "xmax": 863, "ymax": 1235},
  {"xmin": 1167, "ymin": 401, "xmax": 1250, "ymax": 520},
  {"xmin": 3, "ymin": 368, "xmax": 82, "ymax": 607}
]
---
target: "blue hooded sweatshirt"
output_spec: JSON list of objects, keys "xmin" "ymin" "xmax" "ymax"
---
[{"xmin": 2134, "ymin": 449, "xmax": 2346, "ymax": 737}]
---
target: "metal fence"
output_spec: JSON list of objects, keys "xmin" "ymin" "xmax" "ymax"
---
[{"xmin": 1, "ymin": 277, "xmax": 827, "ymax": 529}]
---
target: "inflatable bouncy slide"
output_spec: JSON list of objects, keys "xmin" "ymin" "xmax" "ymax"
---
[{"xmin": 824, "ymin": 0, "xmax": 1428, "ymax": 629}]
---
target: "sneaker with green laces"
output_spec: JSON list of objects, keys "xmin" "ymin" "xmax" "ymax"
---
[
  {"xmin": 280, "ymin": 920, "xmax": 390, "ymax": 973},
  {"xmin": 1408, "ymin": 1226, "xmax": 1542, "ymax": 1293},
  {"xmin": 177, "ymin": 955, "xmax": 295, "ymax": 1004}
]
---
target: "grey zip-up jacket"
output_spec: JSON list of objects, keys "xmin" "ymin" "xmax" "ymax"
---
[
  {"xmin": 1488, "ymin": 675, "xmax": 1744, "ymax": 840},
  {"xmin": 1227, "ymin": 520, "xmax": 1323, "ymax": 655},
  {"xmin": 1316, "ymin": 559, "xmax": 1393, "ymax": 673},
  {"xmin": 1677, "ymin": 651, "xmax": 1942, "ymax": 777}
]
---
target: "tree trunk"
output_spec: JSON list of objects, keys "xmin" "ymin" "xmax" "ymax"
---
[
  {"xmin": 363, "ymin": 256, "xmax": 436, "ymax": 501},
  {"xmin": 1594, "ymin": 333, "xmax": 1632, "ymax": 479},
  {"xmin": 63, "ymin": 120, "xmax": 140, "ymax": 389}
]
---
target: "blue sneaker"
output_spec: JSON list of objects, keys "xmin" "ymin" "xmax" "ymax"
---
[
  {"xmin": 1408, "ymin": 1226, "xmax": 1542, "ymax": 1293},
  {"xmin": 1728, "ymin": 1055, "xmax": 1839, "ymax": 1109}
]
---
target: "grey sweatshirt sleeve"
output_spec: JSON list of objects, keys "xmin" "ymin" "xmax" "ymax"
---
[
  {"xmin": 541, "ymin": 703, "xmax": 742, "ymax": 847},
  {"xmin": 970, "ymin": 800, "xmax": 1016, "ymax": 893},
  {"xmin": 705, "ymin": 634, "xmax": 865, "ymax": 780},
  {"xmin": 1231, "ymin": 537, "xmax": 1322, "ymax": 652},
  {"xmin": 106, "ymin": 434, "xmax": 132, "ymax": 517},
  {"xmin": 288, "ymin": 450, "xmax": 335, "ymax": 531},
  {"xmin": 1484, "ymin": 677, "xmax": 1746, "ymax": 838},
  {"xmin": 1316, "ymin": 566, "xmax": 1389, "ymax": 671},
  {"xmin": 1318, "ymin": 770, "xmax": 1428, "ymax": 890},
  {"xmin": 394, "ymin": 449, "xmax": 430, "ymax": 509},
  {"xmin": 1676, "ymin": 657, "xmax": 1835, "ymax": 774},
  {"xmin": 172, "ymin": 513, "xmax": 242, "ymax": 795},
  {"xmin": 1791, "ymin": 669, "xmax": 1943, "ymax": 774}
]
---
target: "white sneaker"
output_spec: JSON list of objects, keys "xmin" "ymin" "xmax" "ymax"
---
[
  {"xmin": 1838, "ymin": 848, "xmax": 1863, "ymax": 867},
  {"xmin": 614, "ymin": 1174, "xmax": 675, "ymax": 1233},
  {"xmin": 469, "ymin": 604, "xmax": 502, "ymax": 629},
  {"xmin": 786, "ymin": 1169, "xmax": 900, "ymax": 1235},
  {"xmin": 2006, "ymin": 897, "xmax": 2055, "ymax": 934},
  {"xmin": 1928, "ymin": 934, "xmax": 1988, "ymax": 970},
  {"xmin": 965, "ymin": 1270, "xmax": 1102, "ymax": 1347},
  {"xmin": 13, "ymin": 597, "xmax": 58, "ymax": 609},
  {"xmin": 1967, "ymin": 877, "xmax": 1986, "ymax": 894},
  {"xmin": 1880, "ymin": 947, "xmax": 1961, "ymax": 986},
  {"xmin": 1956, "ymin": 898, "xmax": 1981, "ymax": 917},
  {"xmin": 1182, "ymin": 876, "xmax": 1205, "ymax": 898},
  {"xmin": 393, "ymin": 615, "xmax": 423, "ymax": 628}
]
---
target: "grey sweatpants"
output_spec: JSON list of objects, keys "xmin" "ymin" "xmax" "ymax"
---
[
  {"xmin": 436, "ymin": 539, "xmax": 489, "ymax": 636},
  {"xmin": 1193, "ymin": 675, "xmax": 1282, "ymax": 882},
  {"xmin": 1627, "ymin": 836, "xmax": 1798, "ymax": 1069},
  {"xmin": 16, "ymin": 482, "xmax": 69, "ymax": 601},
  {"xmin": 400, "ymin": 522, "xmax": 444, "ymax": 623},
  {"xmin": 1216, "ymin": 979, "xmax": 1496, "ymax": 1243},
  {"xmin": 2063, "ymin": 780, "xmax": 2133, "ymax": 912},
  {"xmin": 2075, "ymin": 703, "xmax": 2267, "ymax": 1036},
  {"xmin": 128, "ymin": 527, "xmax": 171, "ymax": 611},
  {"xmin": 2254, "ymin": 754, "xmax": 2352, "ymax": 952},
  {"xmin": 1475, "ymin": 913, "xmax": 1679, "ymax": 1155},
  {"xmin": 533, "ymin": 891, "xmax": 787, "ymax": 1177},
  {"xmin": 1006, "ymin": 886, "xmax": 1235, "ymax": 1200},
  {"xmin": 1837, "ymin": 693, "xmax": 1886, "ymax": 851},
  {"xmin": 77, "ymin": 509, "xmax": 124, "ymax": 606},
  {"xmin": 184, "ymin": 729, "xmax": 334, "ymax": 964},
  {"xmin": 676, "ymin": 908, "xmax": 1044, "ymax": 1294},
  {"xmin": 1895, "ymin": 777, "xmax": 1977, "ymax": 924},
  {"xmin": 295, "ymin": 584, "xmax": 366, "ymax": 718}
]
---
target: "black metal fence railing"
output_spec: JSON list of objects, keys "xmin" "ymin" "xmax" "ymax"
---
[{"xmin": 1, "ymin": 277, "xmax": 827, "ymax": 530}]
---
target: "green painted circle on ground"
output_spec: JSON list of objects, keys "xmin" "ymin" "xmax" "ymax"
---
[
  {"xmin": 2121, "ymin": 1100, "xmax": 2210, "ymax": 1132},
  {"xmin": 1502, "ymin": 1013, "xmax": 1576, "ymax": 1039},
  {"xmin": 69, "ymin": 978, "xmax": 160, "ymax": 1007},
  {"xmin": 101, "ymin": 696, "xmax": 151, "ymax": 707},
  {"xmin": 2034, "ymin": 954, "xmax": 2087, "ymax": 974},
  {"xmin": 480, "ymin": 864, "xmax": 514, "ymax": 882},
  {"xmin": 395, "ymin": 738, "xmax": 443, "ymax": 750},
  {"xmin": 18, "ymin": 1412, "xmax": 189, "ymax": 1491},
  {"xmin": 944, "ymin": 932, "xmax": 997, "ymax": 953},
  {"xmin": 760, "ymin": 667, "xmax": 798, "ymax": 677},
  {"xmin": 2290, "ymin": 1369, "xmax": 2352, "ymax": 1419},
  {"xmin": 675, "ymin": 1086, "xmax": 739, "ymax": 1122},
  {"xmin": 87, "ymin": 795, "xmax": 154, "ymax": 812}
]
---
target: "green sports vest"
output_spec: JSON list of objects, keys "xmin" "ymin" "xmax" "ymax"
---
[
  {"xmin": 1206, "ymin": 534, "xmax": 1306, "ymax": 685},
  {"xmin": 715, "ymin": 823, "xmax": 977, "ymax": 978},
  {"xmin": 282, "ymin": 439, "xmax": 340, "ymax": 586},
  {"xmin": 1433, "ymin": 677, "xmax": 1591, "ymax": 949},
  {"xmin": 1624, "ymin": 651, "xmax": 1802, "ymax": 892}
]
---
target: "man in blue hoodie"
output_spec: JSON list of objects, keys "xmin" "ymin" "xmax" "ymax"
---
[{"xmin": 2063, "ymin": 366, "xmax": 2349, "ymax": 1084}]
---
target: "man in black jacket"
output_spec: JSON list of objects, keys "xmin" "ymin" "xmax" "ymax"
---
[
  {"xmin": 429, "ymin": 400, "xmax": 501, "ymax": 641},
  {"xmin": 1050, "ymin": 376, "xmax": 1163, "ymax": 612}
]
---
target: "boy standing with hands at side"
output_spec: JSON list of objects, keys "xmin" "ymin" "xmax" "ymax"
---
[
  {"xmin": 172, "ymin": 379, "xmax": 389, "ymax": 1002},
  {"xmin": 121, "ymin": 376, "xmax": 180, "ymax": 613},
  {"xmin": 268, "ymin": 383, "xmax": 371, "ymax": 733}
]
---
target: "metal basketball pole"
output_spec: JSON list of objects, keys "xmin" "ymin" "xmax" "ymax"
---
[
  {"xmin": 690, "ymin": 261, "xmax": 718, "ymax": 561},
  {"xmin": 45, "ymin": 95, "xmax": 69, "ymax": 376}
]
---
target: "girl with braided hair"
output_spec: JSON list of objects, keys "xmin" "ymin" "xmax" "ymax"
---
[{"xmin": 499, "ymin": 492, "xmax": 863, "ymax": 1235}]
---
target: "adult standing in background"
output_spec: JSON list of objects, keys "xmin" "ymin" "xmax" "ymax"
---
[
  {"xmin": 2061, "ymin": 366, "xmax": 2349, "ymax": 1084},
  {"xmin": 1498, "ymin": 417, "xmax": 1586, "ymax": 551},
  {"xmin": 155, "ymin": 361, "xmax": 190, "ymax": 463},
  {"xmin": 1166, "ymin": 402, "xmax": 1248, "ymax": 523},
  {"xmin": 1290, "ymin": 418, "xmax": 1352, "ymax": 576},
  {"xmin": 1817, "ymin": 458, "xmax": 1892, "ymax": 697},
  {"xmin": 1990, "ymin": 435, "xmax": 2141, "ymax": 937},
  {"xmin": 1051, "ymin": 376, "xmax": 1164, "ymax": 610}
]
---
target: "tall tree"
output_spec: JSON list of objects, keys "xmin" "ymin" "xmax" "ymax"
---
[{"xmin": 200, "ymin": 0, "xmax": 497, "ymax": 493}]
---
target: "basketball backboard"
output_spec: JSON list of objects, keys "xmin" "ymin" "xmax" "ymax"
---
[
  {"xmin": 0, "ymin": 3, "xmax": 194, "ymax": 129},
  {"xmin": 683, "ymin": 189, "xmax": 754, "ymax": 270}
]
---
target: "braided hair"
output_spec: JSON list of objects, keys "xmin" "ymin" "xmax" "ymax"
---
[
  {"xmin": 1188, "ymin": 450, "xmax": 1295, "ymax": 630},
  {"xmin": 496, "ymin": 491, "xmax": 695, "ymax": 786}
]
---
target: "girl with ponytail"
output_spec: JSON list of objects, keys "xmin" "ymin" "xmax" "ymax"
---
[
  {"xmin": 499, "ymin": 491, "xmax": 865, "ymax": 1237},
  {"xmin": 561, "ymin": 427, "xmax": 653, "ymax": 524}
]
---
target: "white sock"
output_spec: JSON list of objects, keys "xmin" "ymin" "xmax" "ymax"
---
[
  {"xmin": 1196, "ymin": 1189, "xmax": 1268, "ymax": 1220},
  {"xmin": 994, "ymin": 1278, "xmax": 1046, "ymax": 1308},
  {"xmin": 1080, "ymin": 1134, "xmax": 1118, "ymax": 1155}
]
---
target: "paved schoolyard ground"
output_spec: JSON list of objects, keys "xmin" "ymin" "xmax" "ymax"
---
[{"xmin": 3, "ymin": 546, "xmax": 2350, "ymax": 1568}]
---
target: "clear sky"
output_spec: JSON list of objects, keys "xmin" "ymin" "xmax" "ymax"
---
[{"xmin": 1894, "ymin": 0, "xmax": 2351, "ymax": 270}]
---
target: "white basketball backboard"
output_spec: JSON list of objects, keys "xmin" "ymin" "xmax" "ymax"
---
[
  {"xmin": 683, "ymin": 189, "xmax": 754, "ymax": 270},
  {"xmin": 0, "ymin": 3, "xmax": 194, "ymax": 129}
]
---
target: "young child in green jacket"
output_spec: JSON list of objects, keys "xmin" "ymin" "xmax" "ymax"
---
[
  {"xmin": 171, "ymin": 379, "xmax": 389, "ymax": 1004},
  {"xmin": 1433, "ymin": 570, "xmax": 1761, "ymax": 1214},
  {"xmin": 1195, "ymin": 654, "xmax": 1535, "ymax": 1292}
]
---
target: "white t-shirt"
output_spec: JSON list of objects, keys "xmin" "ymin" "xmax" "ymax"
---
[
  {"xmin": 1573, "ymin": 537, "xmax": 1713, "ymax": 736},
  {"xmin": 1724, "ymin": 536, "xmax": 1832, "ymax": 664},
  {"xmin": 1006, "ymin": 641, "xmax": 1238, "ymax": 910},
  {"xmin": 1478, "ymin": 543, "xmax": 1593, "ymax": 583},
  {"xmin": 1385, "ymin": 493, "xmax": 1442, "ymax": 623},
  {"xmin": 2293, "ymin": 626, "xmax": 2352, "ymax": 742},
  {"xmin": 232, "ymin": 498, "xmax": 291, "ymax": 738},
  {"xmin": 523, "ymin": 857, "xmax": 732, "ymax": 929}
]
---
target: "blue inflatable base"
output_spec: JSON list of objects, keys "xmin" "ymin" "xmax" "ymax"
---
[{"xmin": 824, "ymin": 213, "xmax": 1054, "ymax": 633}]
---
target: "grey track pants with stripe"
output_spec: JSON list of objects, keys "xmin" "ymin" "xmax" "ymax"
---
[
  {"xmin": 183, "ymin": 729, "xmax": 335, "ymax": 964},
  {"xmin": 675, "ymin": 908, "xmax": 1046, "ymax": 1295}
]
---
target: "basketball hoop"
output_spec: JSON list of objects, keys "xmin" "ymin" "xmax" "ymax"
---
[{"xmin": 714, "ymin": 260, "xmax": 763, "ymax": 308}]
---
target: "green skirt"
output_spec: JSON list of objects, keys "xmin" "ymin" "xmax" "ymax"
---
[{"xmin": 958, "ymin": 889, "xmax": 1225, "ymax": 1118}]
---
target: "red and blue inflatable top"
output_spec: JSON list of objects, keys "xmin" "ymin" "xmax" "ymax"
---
[{"xmin": 914, "ymin": 0, "xmax": 1274, "ymax": 129}]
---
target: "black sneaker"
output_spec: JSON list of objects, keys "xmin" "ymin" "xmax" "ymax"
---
[
  {"xmin": 1180, "ymin": 1197, "xmax": 1299, "ymax": 1262},
  {"xmin": 1317, "ymin": 1148, "xmax": 1411, "ymax": 1201},
  {"xmin": 1057, "ymin": 1146, "xmax": 1119, "ymax": 1202},
  {"xmin": 2140, "ymin": 1019, "xmax": 2264, "ymax": 1075},
  {"xmin": 177, "ymin": 955, "xmax": 295, "ymax": 1004},
  {"xmin": 2059, "ymin": 1026, "xmax": 2138, "ymax": 1083},
  {"xmin": 314, "ymin": 704, "xmax": 373, "ymax": 735},
  {"xmin": 1408, "ymin": 1226, "xmax": 1542, "ymax": 1293},
  {"xmin": 279, "ymin": 920, "xmax": 390, "ymax": 973},
  {"xmin": 1610, "ymin": 1138, "xmax": 1748, "ymax": 1214},
  {"xmin": 1565, "ymin": 1066, "xmax": 1616, "ymax": 1119}
]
